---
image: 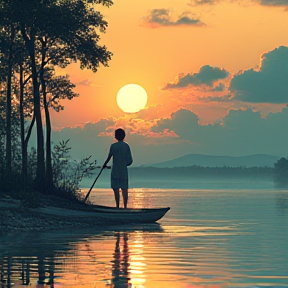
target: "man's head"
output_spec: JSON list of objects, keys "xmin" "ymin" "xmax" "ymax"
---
[{"xmin": 115, "ymin": 128, "xmax": 125, "ymax": 141}]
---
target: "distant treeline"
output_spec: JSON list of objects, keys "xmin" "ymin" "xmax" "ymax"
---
[{"xmin": 130, "ymin": 166, "xmax": 274, "ymax": 180}]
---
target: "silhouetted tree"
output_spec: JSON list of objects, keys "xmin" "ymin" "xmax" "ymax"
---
[
  {"xmin": 41, "ymin": 67, "xmax": 78, "ymax": 191},
  {"xmin": 0, "ymin": 22, "xmax": 18, "ymax": 174},
  {"xmin": 274, "ymin": 157, "xmax": 288, "ymax": 187},
  {"xmin": 0, "ymin": 0, "xmax": 113, "ymax": 192}
]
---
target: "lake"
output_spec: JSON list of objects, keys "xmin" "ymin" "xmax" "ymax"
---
[{"xmin": 1, "ymin": 185, "xmax": 288, "ymax": 288}]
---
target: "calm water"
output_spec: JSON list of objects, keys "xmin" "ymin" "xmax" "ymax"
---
[{"xmin": 1, "ymin": 187, "xmax": 288, "ymax": 288}]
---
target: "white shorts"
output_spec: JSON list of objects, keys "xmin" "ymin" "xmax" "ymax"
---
[{"xmin": 111, "ymin": 177, "xmax": 128, "ymax": 189}]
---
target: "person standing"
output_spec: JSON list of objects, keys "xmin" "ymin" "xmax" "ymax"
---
[{"xmin": 102, "ymin": 128, "xmax": 133, "ymax": 209}]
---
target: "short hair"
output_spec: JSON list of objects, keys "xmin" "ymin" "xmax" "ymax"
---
[{"xmin": 115, "ymin": 128, "xmax": 125, "ymax": 141}]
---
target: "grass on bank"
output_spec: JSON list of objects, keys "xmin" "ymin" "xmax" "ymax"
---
[{"xmin": 0, "ymin": 140, "xmax": 97, "ymax": 209}]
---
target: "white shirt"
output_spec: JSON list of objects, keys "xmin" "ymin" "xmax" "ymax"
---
[{"xmin": 108, "ymin": 141, "xmax": 133, "ymax": 179}]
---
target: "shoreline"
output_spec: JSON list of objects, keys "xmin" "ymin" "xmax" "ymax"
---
[{"xmin": 0, "ymin": 198, "xmax": 108, "ymax": 234}]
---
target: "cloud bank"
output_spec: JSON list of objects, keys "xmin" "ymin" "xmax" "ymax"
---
[
  {"xmin": 142, "ymin": 9, "xmax": 206, "ymax": 28},
  {"xmin": 51, "ymin": 107, "xmax": 288, "ymax": 165},
  {"xmin": 163, "ymin": 65, "xmax": 229, "ymax": 89},
  {"xmin": 230, "ymin": 46, "xmax": 288, "ymax": 103}
]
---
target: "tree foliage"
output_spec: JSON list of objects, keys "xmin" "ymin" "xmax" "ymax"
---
[
  {"xmin": 0, "ymin": 0, "xmax": 113, "ymax": 197},
  {"xmin": 274, "ymin": 157, "xmax": 288, "ymax": 187}
]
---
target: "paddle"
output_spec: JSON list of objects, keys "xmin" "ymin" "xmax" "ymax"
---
[{"xmin": 83, "ymin": 166, "xmax": 110, "ymax": 203}]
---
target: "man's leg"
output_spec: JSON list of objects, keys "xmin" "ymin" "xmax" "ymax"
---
[
  {"xmin": 113, "ymin": 188, "xmax": 120, "ymax": 208},
  {"xmin": 121, "ymin": 189, "xmax": 128, "ymax": 209}
]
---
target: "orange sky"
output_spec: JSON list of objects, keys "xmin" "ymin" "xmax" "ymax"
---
[
  {"xmin": 46, "ymin": 0, "xmax": 288, "ymax": 165},
  {"xmin": 51, "ymin": 0, "xmax": 287, "ymax": 129}
]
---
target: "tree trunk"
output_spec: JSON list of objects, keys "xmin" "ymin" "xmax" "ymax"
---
[
  {"xmin": 19, "ymin": 65, "xmax": 26, "ymax": 177},
  {"xmin": 40, "ymin": 38, "xmax": 53, "ymax": 192},
  {"xmin": 32, "ymin": 55, "xmax": 45, "ymax": 192},
  {"xmin": 5, "ymin": 35, "xmax": 13, "ymax": 175},
  {"xmin": 21, "ymin": 28, "xmax": 45, "ymax": 192},
  {"xmin": 44, "ymin": 95, "xmax": 53, "ymax": 191},
  {"xmin": 40, "ymin": 69, "xmax": 53, "ymax": 191}
]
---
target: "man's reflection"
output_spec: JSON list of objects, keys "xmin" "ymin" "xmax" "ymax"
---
[
  {"xmin": 35, "ymin": 255, "xmax": 55, "ymax": 288},
  {"xmin": 111, "ymin": 232, "xmax": 130, "ymax": 288},
  {"xmin": 21, "ymin": 259, "xmax": 30, "ymax": 285}
]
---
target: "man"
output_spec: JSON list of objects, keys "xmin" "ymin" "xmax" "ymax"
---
[{"xmin": 102, "ymin": 128, "xmax": 133, "ymax": 208}]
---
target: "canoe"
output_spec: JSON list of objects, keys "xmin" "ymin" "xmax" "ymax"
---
[
  {"xmin": 87, "ymin": 204, "xmax": 170, "ymax": 224},
  {"xmin": 32, "ymin": 203, "xmax": 170, "ymax": 224}
]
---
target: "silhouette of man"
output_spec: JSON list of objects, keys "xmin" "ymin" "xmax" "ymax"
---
[{"xmin": 102, "ymin": 128, "xmax": 133, "ymax": 209}]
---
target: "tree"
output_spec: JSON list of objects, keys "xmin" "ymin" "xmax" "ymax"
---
[
  {"xmin": 32, "ymin": 0, "xmax": 113, "ymax": 191},
  {"xmin": 0, "ymin": 23, "xmax": 16, "ymax": 174},
  {"xmin": 0, "ymin": 0, "xmax": 113, "ymax": 192},
  {"xmin": 274, "ymin": 157, "xmax": 288, "ymax": 187},
  {"xmin": 41, "ymin": 67, "xmax": 78, "ymax": 191},
  {"xmin": 18, "ymin": 60, "xmax": 34, "ymax": 178}
]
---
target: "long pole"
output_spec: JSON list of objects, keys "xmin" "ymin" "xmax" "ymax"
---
[{"xmin": 83, "ymin": 167, "xmax": 105, "ymax": 203}]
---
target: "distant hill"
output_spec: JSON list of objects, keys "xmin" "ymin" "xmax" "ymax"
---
[{"xmin": 143, "ymin": 154, "xmax": 280, "ymax": 168}]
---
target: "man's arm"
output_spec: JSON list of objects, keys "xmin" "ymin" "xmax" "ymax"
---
[
  {"xmin": 126, "ymin": 145, "xmax": 133, "ymax": 166},
  {"xmin": 102, "ymin": 154, "xmax": 112, "ymax": 168},
  {"xmin": 102, "ymin": 145, "xmax": 113, "ymax": 168}
]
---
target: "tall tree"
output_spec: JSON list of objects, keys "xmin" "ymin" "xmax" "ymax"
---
[
  {"xmin": 34, "ymin": 0, "xmax": 113, "ymax": 191},
  {"xmin": 41, "ymin": 67, "xmax": 78, "ymax": 191},
  {"xmin": 18, "ymin": 62, "xmax": 34, "ymax": 178},
  {"xmin": 0, "ymin": 0, "xmax": 113, "ymax": 192},
  {"xmin": 0, "ymin": 24, "xmax": 16, "ymax": 174},
  {"xmin": 0, "ymin": 0, "xmax": 45, "ymax": 189}
]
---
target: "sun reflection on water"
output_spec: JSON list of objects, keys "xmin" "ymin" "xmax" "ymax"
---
[
  {"xmin": 1, "ymin": 189, "xmax": 288, "ymax": 287},
  {"xmin": 128, "ymin": 231, "xmax": 146, "ymax": 288}
]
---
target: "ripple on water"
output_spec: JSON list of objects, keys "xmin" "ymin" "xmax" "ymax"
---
[{"xmin": 1, "ymin": 188, "xmax": 288, "ymax": 288}]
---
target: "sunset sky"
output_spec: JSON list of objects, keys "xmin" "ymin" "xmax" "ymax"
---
[{"xmin": 49, "ymin": 0, "xmax": 288, "ymax": 166}]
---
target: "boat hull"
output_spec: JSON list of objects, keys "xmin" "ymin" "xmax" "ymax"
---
[{"xmin": 88, "ymin": 205, "xmax": 170, "ymax": 224}]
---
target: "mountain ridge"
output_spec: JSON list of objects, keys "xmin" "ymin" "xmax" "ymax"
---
[{"xmin": 142, "ymin": 154, "xmax": 280, "ymax": 168}]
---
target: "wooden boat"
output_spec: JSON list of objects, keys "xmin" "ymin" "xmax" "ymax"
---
[
  {"xmin": 33, "ymin": 203, "xmax": 170, "ymax": 224},
  {"xmin": 81, "ymin": 171, "xmax": 170, "ymax": 223},
  {"xmin": 86, "ymin": 204, "xmax": 170, "ymax": 224}
]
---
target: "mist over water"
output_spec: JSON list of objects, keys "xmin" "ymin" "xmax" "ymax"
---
[{"xmin": 81, "ymin": 168, "xmax": 275, "ymax": 190}]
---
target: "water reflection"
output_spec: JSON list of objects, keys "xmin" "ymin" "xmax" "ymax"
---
[
  {"xmin": 0, "ymin": 255, "xmax": 56, "ymax": 288},
  {"xmin": 111, "ymin": 232, "xmax": 130, "ymax": 288},
  {"xmin": 0, "ymin": 225, "xmax": 161, "ymax": 288},
  {"xmin": 3, "ymin": 188, "xmax": 287, "ymax": 288},
  {"xmin": 275, "ymin": 192, "xmax": 288, "ymax": 214}
]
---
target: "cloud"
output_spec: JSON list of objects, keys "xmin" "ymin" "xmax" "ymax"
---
[
  {"xmin": 51, "ymin": 117, "xmax": 188, "ymax": 165},
  {"xmin": 230, "ymin": 46, "xmax": 288, "ymax": 103},
  {"xmin": 163, "ymin": 65, "xmax": 229, "ymax": 89},
  {"xmin": 151, "ymin": 107, "xmax": 288, "ymax": 157},
  {"xmin": 49, "ymin": 106, "xmax": 288, "ymax": 166},
  {"xmin": 211, "ymin": 83, "xmax": 225, "ymax": 92},
  {"xmin": 200, "ymin": 94, "xmax": 232, "ymax": 102},
  {"xmin": 74, "ymin": 79, "xmax": 102, "ymax": 88},
  {"xmin": 189, "ymin": 0, "xmax": 221, "ymax": 5},
  {"xmin": 188, "ymin": 0, "xmax": 288, "ymax": 6},
  {"xmin": 152, "ymin": 109, "xmax": 199, "ymax": 137},
  {"xmin": 75, "ymin": 79, "xmax": 92, "ymax": 86},
  {"xmin": 141, "ymin": 9, "xmax": 206, "ymax": 28},
  {"xmin": 259, "ymin": 0, "xmax": 288, "ymax": 6}
]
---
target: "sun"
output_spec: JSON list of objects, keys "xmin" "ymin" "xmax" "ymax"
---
[{"xmin": 116, "ymin": 84, "xmax": 148, "ymax": 113}]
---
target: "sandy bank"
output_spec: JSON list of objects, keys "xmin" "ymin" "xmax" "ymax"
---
[{"xmin": 0, "ymin": 197, "xmax": 108, "ymax": 233}]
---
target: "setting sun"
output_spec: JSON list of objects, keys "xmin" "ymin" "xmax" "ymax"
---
[{"xmin": 116, "ymin": 84, "xmax": 148, "ymax": 113}]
